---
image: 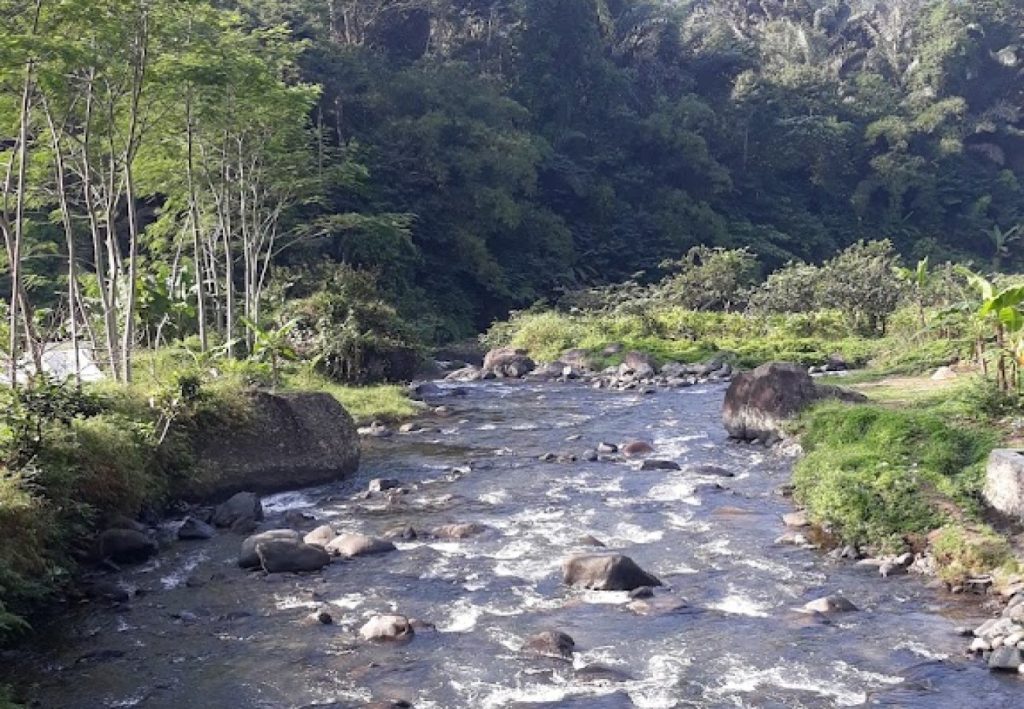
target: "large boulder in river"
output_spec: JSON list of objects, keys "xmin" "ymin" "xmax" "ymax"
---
[
  {"xmin": 522, "ymin": 630, "xmax": 575, "ymax": 660},
  {"xmin": 483, "ymin": 347, "xmax": 535, "ymax": 379},
  {"xmin": 562, "ymin": 553, "xmax": 662, "ymax": 591},
  {"xmin": 255, "ymin": 539, "xmax": 331, "ymax": 573},
  {"xmin": 239, "ymin": 529, "xmax": 301, "ymax": 568},
  {"xmin": 983, "ymin": 449, "xmax": 1024, "ymax": 521},
  {"xmin": 189, "ymin": 391, "xmax": 360, "ymax": 499},
  {"xmin": 722, "ymin": 362, "xmax": 866, "ymax": 443},
  {"xmin": 623, "ymin": 351, "xmax": 657, "ymax": 374},
  {"xmin": 96, "ymin": 529, "xmax": 157, "ymax": 564}
]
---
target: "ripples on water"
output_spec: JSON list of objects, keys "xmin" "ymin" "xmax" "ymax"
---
[{"xmin": 5, "ymin": 381, "xmax": 1021, "ymax": 708}]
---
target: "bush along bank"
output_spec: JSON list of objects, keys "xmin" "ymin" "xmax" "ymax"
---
[
  {"xmin": 786, "ymin": 379, "xmax": 1024, "ymax": 674},
  {"xmin": 0, "ymin": 372, "xmax": 376, "ymax": 646}
]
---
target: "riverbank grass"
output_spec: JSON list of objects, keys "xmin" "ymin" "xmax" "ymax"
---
[{"xmin": 793, "ymin": 377, "xmax": 1021, "ymax": 581}]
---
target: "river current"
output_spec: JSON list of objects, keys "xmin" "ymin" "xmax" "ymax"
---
[{"xmin": 4, "ymin": 380, "xmax": 1020, "ymax": 707}]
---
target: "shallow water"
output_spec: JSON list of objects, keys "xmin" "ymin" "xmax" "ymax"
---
[{"xmin": 4, "ymin": 381, "xmax": 1019, "ymax": 708}]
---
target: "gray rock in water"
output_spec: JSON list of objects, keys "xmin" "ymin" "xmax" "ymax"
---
[
  {"xmin": 639, "ymin": 459, "xmax": 681, "ymax": 471},
  {"xmin": 212, "ymin": 492, "xmax": 263, "ymax": 529},
  {"xmin": 239, "ymin": 529, "xmax": 301, "ymax": 568},
  {"xmin": 575, "ymin": 664, "xmax": 633, "ymax": 684},
  {"xmin": 97, "ymin": 529, "xmax": 157, "ymax": 565},
  {"xmin": 691, "ymin": 464, "xmax": 735, "ymax": 478},
  {"xmin": 325, "ymin": 533, "xmax": 396, "ymax": 558},
  {"xmin": 562, "ymin": 553, "xmax": 662, "ymax": 591},
  {"xmin": 431, "ymin": 523, "xmax": 488, "ymax": 539},
  {"xmin": 621, "ymin": 440, "xmax": 655, "ymax": 458},
  {"xmin": 255, "ymin": 540, "xmax": 331, "ymax": 573},
  {"xmin": 303, "ymin": 524, "xmax": 336, "ymax": 548},
  {"xmin": 597, "ymin": 442, "xmax": 618, "ymax": 454},
  {"xmin": 359, "ymin": 614, "xmax": 414, "ymax": 641},
  {"xmin": 782, "ymin": 510, "xmax": 809, "ymax": 528},
  {"xmin": 576, "ymin": 535, "xmax": 606, "ymax": 547},
  {"xmin": 177, "ymin": 516, "xmax": 215, "ymax": 541},
  {"xmin": 629, "ymin": 586, "xmax": 655, "ymax": 599},
  {"xmin": 802, "ymin": 594, "xmax": 858, "ymax": 614},
  {"xmin": 383, "ymin": 525, "xmax": 418, "ymax": 541},
  {"xmin": 988, "ymin": 646, "xmax": 1024, "ymax": 671},
  {"xmin": 522, "ymin": 630, "xmax": 575, "ymax": 660},
  {"xmin": 368, "ymin": 478, "xmax": 402, "ymax": 493}
]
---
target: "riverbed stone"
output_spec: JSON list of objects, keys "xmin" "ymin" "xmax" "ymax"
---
[
  {"xmin": 621, "ymin": 440, "xmax": 655, "ymax": 458},
  {"xmin": 722, "ymin": 362, "xmax": 866, "ymax": 443},
  {"xmin": 325, "ymin": 533, "xmax": 396, "ymax": 558},
  {"xmin": 691, "ymin": 464, "xmax": 735, "ymax": 478},
  {"xmin": 597, "ymin": 442, "xmax": 618, "ymax": 454},
  {"xmin": 782, "ymin": 510, "xmax": 809, "ymax": 528},
  {"xmin": 483, "ymin": 347, "xmax": 535, "ymax": 378},
  {"xmin": 177, "ymin": 516, "xmax": 215, "ymax": 541},
  {"xmin": 96, "ymin": 529, "xmax": 157, "ymax": 565},
  {"xmin": 801, "ymin": 594, "xmax": 858, "ymax": 614},
  {"xmin": 255, "ymin": 540, "xmax": 331, "ymax": 573},
  {"xmin": 369, "ymin": 478, "xmax": 402, "ymax": 493},
  {"xmin": 983, "ymin": 449, "xmax": 1024, "ymax": 520},
  {"xmin": 522, "ymin": 630, "xmax": 575, "ymax": 660},
  {"xmin": 431, "ymin": 522, "xmax": 488, "ymax": 539},
  {"xmin": 212, "ymin": 492, "xmax": 264, "ymax": 529},
  {"xmin": 303, "ymin": 525, "xmax": 336, "ymax": 548},
  {"xmin": 561, "ymin": 553, "xmax": 662, "ymax": 591},
  {"xmin": 359, "ymin": 614, "xmax": 414, "ymax": 642},
  {"xmin": 239, "ymin": 529, "xmax": 301, "ymax": 568},
  {"xmin": 383, "ymin": 525, "xmax": 418, "ymax": 540},
  {"xmin": 639, "ymin": 459, "xmax": 681, "ymax": 471},
  {"xmin": 988, "ymin": 646, "xmax": 1023, "ymax": 671}
]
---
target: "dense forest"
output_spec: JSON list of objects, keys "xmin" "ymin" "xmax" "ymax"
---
[{"xmin": 3, "ymin": 0, "xmax": 1024, "ymax": 377}]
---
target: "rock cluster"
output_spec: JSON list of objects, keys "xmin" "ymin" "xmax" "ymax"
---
[{"xmin": 968, "ymin": 589, "xmax": 1024, "ymax": 673}]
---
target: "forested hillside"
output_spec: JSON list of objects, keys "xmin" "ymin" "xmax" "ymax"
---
[{"xmin": 3, "ymin": 0, "xmax": 1024, "ymax": 356}]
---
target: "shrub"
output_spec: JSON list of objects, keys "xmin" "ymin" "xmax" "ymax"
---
[
  {"xmin": 818, "ymin": 240, "xmax": 903, "ymax": 335},
  {"xmin": 282, "ymin": 265, "xmax": 422, "ymax": 384},
  {"xmin": 747, "ymin": 261, "xmax": 823, "ymax": 314},
  {"xmin": 654, "ymin": 246, "xmax": 760, "ymax": 312}
]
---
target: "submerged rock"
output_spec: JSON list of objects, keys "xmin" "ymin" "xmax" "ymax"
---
[
  {"xmin": 431, "ymin": 523, "xmax": 488, "ymax": 539},
  {"xmin": 802, "ymin": 594, "xmax": 858, "ymax": 614},
  {"xmin": 325, "ymin": 533, "xmax": 396, "ymax": 558},
  {"xmin": 359, "ymin": 614, "xmax": 414, "ymax": 642},
  {"xmin": 96, "ymin": 529, "xmax": 157, "ymax": 565},
  {"xmin": 562, "ymin": 553, "xmax": 662, "ymax": 591},
  {"xmin": 177, "ymin": 516, "xmax": 215, "ymax": 541},
  {"xmin": 522, "ymin": 630, "xmax": 575, "ymax": 660},
  {"xmin": 255, "ymin": 540, "xmax": 331, "ymax": 573},
  {"xmin": 639, "ymin": 459, "xmax": 680, "ymax": 471},
  {"xmin": 621, "ymin": 441, "xmax": 655, "ymax": 458}
]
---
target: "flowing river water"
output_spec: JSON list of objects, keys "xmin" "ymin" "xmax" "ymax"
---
[{"xmin": 4, "ymin": 381, "xmax": 1022, "ymax": 708}]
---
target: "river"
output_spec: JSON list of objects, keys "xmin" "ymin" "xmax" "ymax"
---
[{"xmin": 3, "ymin": 380, "xmax": 1019, "ymax": 707}]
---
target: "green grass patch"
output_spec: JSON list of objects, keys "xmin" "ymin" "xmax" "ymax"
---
[
  {"xmin": 793, "ymin": 402, "xmax": 996, "ymax": 553},
  {"xmin": 930, "ymin": 524, "xmax": 1016, "ymax": 585}
]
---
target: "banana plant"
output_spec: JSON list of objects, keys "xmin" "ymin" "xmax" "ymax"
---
[
  {"xmin": 240, "ymin": 317, "xmax": 300, "ymax": 389},
  {"xmin": 894, "ymin": 256, "xmax": 929, "ymax": 331},
  {"xmin": 963, "ymin": 269, "xmax": 1024, "ymax": 393}
]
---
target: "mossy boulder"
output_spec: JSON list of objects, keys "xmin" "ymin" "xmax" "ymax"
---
[{"xmin": 188, "ymin": 391, "xmax": 360, "ymax": 500}]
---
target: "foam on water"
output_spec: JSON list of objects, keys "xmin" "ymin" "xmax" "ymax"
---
[
  {"xmin": 646, "ymin": 477, "xmax": 701, "ymax": 505},
  {"xmin": 610, "ymin": 522, "xmax": 664, "ymax": 545},
  {"xmin": 262, "ymin": 490, "xmax": 317, "ymax": 513},
  {"xmin": 706, "ymin": 656, "xmax": 902, "ymax": 706},
  {"xmin": 708, "ymin": 590, "xmax": 771, "ymax": 617},
  {"xmin": 159, "ymin": 550, "xmax": 207, "ymax": 590}
]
